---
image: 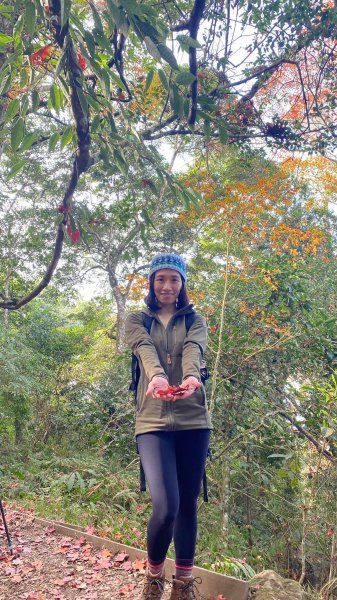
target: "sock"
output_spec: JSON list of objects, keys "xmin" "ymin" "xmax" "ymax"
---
[
  {"xmin": 147, "ymin": 557, "xmax": 165, "ymax": 576},
  {"xmin": 175, "ymin": 560, "xmax": 193, "ymax": 579}
]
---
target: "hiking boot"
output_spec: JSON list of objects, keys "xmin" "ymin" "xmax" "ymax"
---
[
  {"xmin": 142, "ymin": 569, "xmax": 165, "ymax": 599},
  {"xmin": 169, "ymin": 576, "xmax": 202, "ymax": 600}
]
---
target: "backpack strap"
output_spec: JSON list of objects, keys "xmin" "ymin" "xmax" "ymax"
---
[
  {"xmin": 129, "ymin": 314, "xmax": 154, "ymax": 395},
  {"xmin": 142, "ymin": 313, "xmax": 154, "ymax": 334},
  {"xmin": 185, "ymin": 312, "xmax": 197, "ymax": 332}
]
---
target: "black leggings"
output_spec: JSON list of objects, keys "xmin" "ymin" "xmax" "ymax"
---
[{"xmin": 136, "ymin": 429, "xmax": 210, "ymax": 564}]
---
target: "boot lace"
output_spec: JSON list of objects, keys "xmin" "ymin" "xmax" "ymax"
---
[
  {"xmin": 143, "ymin": 574, "xmax": 165, "ymax": 599},
  {"xmin": 180, "ymin": 577, "xmax": 203, "ymax": 599}
]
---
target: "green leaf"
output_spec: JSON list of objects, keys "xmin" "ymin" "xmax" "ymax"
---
[
  {"xmin": 107, "ymin": 111, "xmax": 117, "ymax": 134},
  {"xmin": 86, "ymin": 93, "xmax": 101, "ymax": 112},
  {"xmin": 0, "ymin": 33, "xmax": 13, "ymax": 44},
  {"xmin": 108, "ymin": 70, "xmax": 126, "ymax": 90},
  {"xmin": 157, "ymin": 43, "xmax": 179, "ymax": 71},
  {"xmin": 6, "ymin": 159, "xmax": 27, "ymax": 180},
  {"xmin": 176, "ymin": 35, "xmax": 201, "ymax": 51},
  {"xmin": 49, "ymin": 131, "xmax": 60, "ymax": 151},
  {"xmin": 141, "ymin": 208, "xmax": 156, "ymax": 228},
  {"xmin": 100, "ymin": 69, "xmax": 111, "ymax": 98},
  {"xmin": 106, "ymin": 0, "xmax": 129, "ymax": 36},
  {"xmin": 60, "ymin": 125, "xmax": 74, "ymax": 150},
  {"xmin": 50, "ymin": 84, "xmax": 61, "ymax": 113},
  {"xmin": 204, "ymin": 120, "xmax": 211, "ymax": 139},
  {"xmin": 322, "ymin": 427, "xmax": 335, "ymax": 438},
  {"xmin": 21, "ymin": 94, "xmax": 29, "ymax": 117},
  {"xmin": 61, "ymin": 0, "xmax": 71, "ymax": 28},
  {"xmin": 145, "ymin": 68, "xmax": 155, "ymax": 93},
  {"xmin": 31, "ymin": 89, "xmax": 40, "ymax": 113},
  {"xmin": 90, "ymin": 2, "xmax": 104, "ymax": 32},
  {"xmin": 67, "ymin": 472, "xmax": 76, "ymax": 492},
  {"xmin": 0, "ymin": 4, "xmax": 14, "ymax": 16},
  {"xmin": 84, "ymin": 30, "xmax": 96, "ymax": 58},
  {"xmin": 11, "ymin": 117, "xmax": 25, "ymax": 151},
  {"xmin": 143, "ymin": 36, "xmax": 162, "ymax": 61},
  {"xmin": 91, "ymin": 114, "xmax": 101, "ymax": 133},
  {"xmin": 19, "ymin": 132, "xmax": 38, "ymax": 152},
  {"xmin": 93, "ymin": 28, "xmax": 111, "ymax": 52},
  {"xmin": 13, "ymin": 13, "xmax": 24, "ymax": 39},
  {"xmin": 20, "ymin": 67, "xmax": 29, "ymax": 88},
  {"xmin": 25, "ymin": 1, "xmax": 36, "ymax": 37},
  {"xmin": 4, "ymin": 98, "xmax": 20, "ymax": 123},
  {"xmin": 0, "ymin": 72, "xmax": 12, "ymax": 96},
  {"xmin": 171, "ymin": 84, "xmax": 184, "ymax": 117},
  {"xmin": 158, "ymin": 68, "xmax": 169, "ymax": 91},
  {"xmin": 55, "ymin": 49, "xmax": 67, "ymax": 77},
  {"xmin": 175, "ymin": 71, "xmax": 196, "ymax": 86},
  {"xmin": 218, "ymin": 123, "xmax": 228, "ymax": 144},
  {"xmin": 114, "ymin": 150, "xmax": 128, "ymax": 176}
]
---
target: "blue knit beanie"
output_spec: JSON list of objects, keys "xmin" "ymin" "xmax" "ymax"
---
[{"xmin": 149, "ymin": 253, "xmax": 187, "ymax": 281}]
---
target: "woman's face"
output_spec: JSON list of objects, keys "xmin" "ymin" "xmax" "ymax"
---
[{"xmin": 153, "ymin": 269, "xmax": 183, "ymax": 307}]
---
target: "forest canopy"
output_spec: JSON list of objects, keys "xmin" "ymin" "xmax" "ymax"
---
[{"xmin": 1, "ymin": 0, "xmax": 337, "ymax": 597}]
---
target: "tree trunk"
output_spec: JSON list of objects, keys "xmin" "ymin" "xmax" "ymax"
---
[
  {"xmin": 114, "ymin": 287, "xmax": 127, "ymax": 354},
  {"xmin": 221, "ymin": 452, "xmax": 230, "ymax": 553}
]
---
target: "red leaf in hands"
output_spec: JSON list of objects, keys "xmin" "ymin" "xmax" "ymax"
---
[{"xmin": 157, "ymin": 386, "xmax": 185, "ymax": 397}]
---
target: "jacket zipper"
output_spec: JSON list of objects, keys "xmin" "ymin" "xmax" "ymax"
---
[{"xmin": 165, "ymin": 320, "xmax": 174, "ymax": 429}]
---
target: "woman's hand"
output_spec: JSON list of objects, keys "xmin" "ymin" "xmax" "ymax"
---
[
  {"xmin": 146, "ymin": 376, "xmax": 175, "ymax": 400},
  {"xmin": 178, "ymin": 376, "xmax": 202, "ymax": 399}
]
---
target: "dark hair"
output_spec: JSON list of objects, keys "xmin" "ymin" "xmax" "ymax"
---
[{"xmin": 145, "ymin": 273, "xmax": 190, "ymax": 311}]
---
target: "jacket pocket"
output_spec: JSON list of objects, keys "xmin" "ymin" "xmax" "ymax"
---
[{"xmin": 195, "ymin": 385, "xmax": 206, "ymax": 407}]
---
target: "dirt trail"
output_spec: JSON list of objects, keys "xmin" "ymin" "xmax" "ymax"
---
[{"xmin": 0, "ymin": 505, "xmax": 175, "ymax": 600}]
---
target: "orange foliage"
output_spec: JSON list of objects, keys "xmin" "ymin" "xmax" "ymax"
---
[
  {"xmin": 129, "ymin": 68, "xmax": 167, "ymax": 122},
  {"xmin": 181, "ymin": 159, "xmax": 327, "ymax": 262},
  {"xmin": 255, "ymin": 42, "xmax": 337, "ymax": 127},
  {"xmin": 128, "ymin": 273, "xmax": 148, "ymax": 302}
]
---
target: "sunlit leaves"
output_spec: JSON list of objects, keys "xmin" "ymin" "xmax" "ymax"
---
[{"xmin": 24, "ymin": 1, "xmax": 36, "ymax": 38}]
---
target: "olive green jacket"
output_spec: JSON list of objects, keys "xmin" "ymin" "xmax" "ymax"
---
[{"xmin": 125, "ymin": 304, "xmax": 212, "ymax": 436}]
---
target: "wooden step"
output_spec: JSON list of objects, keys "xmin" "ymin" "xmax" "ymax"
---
[{"xmin": 35, "ymin": 518, "xmax": 249, "ymax": 600}]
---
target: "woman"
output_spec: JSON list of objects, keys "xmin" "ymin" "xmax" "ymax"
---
[{"xmin": 125, "ymin": 253, "xmax": 212, "ymax": 600}]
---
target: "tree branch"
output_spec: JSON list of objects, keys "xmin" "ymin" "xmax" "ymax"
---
[
  {"xmin": 187, "ymin": 0, "xmax": 206, "ymax": 126},
  {"xmin": 0, "ymin": 34, "xmax": 92, "ymax": 310}
]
